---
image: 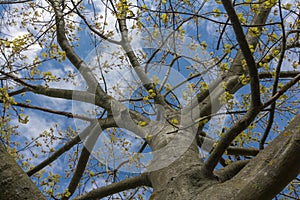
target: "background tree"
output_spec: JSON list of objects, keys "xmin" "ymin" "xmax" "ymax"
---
[{"xmin": 0, "ymin": 0, "xmax": 299, "ymax": 199}]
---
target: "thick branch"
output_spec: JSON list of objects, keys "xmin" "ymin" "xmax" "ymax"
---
[
  {"xmin": 27, "ymin": 86, "xmax": 109, "ymax": 109},
  {"xmin": 49, "ymin": 0, "xmax": 108, "ymax": 100},
  {"xmin": 259, "ymin": 71, "xmax": 300, "ymax": 79},
  {"xmin": 197, "ymin": 114, "xmax": 300, "ymax": 199},
  {"xmin": 47, "ymin": 1, "xmax": 152, "ymax": 140},
  {"xmin": 226, "ymin": 146, "xmax": 259, "ymax": 156},
  {"xmin": 73, "ymin": 173, "xmax": 151, "ymax": 200},
  {"xmin": 229, "ymin": 113, "xmax": 300, "ymax": 199},
  {"xmin": 8, "ymin": 88, "xmax": 29, "ymax": 96},
  {"xmin": 0, "ymin": 71, "xmax": 110, "ymax": 109},
  {"xmin": 215, "ymin": 160, "xmax": 249, "ymax": 182}
]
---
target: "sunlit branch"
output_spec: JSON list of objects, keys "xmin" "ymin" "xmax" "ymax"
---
[
  {"xmin": 1, "ymin": 63, "xmax": 111, "ymax": 110},
  {"xmin": 27, "ymin": 86, "xmax": 106, "ymax": 108},
  {"xmin": 2, "ymin": 100, "xmax": 94, "ymax": 121}
]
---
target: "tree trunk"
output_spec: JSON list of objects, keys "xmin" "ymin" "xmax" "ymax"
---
[
  {"xmin": 148, "ymin": 114, "xmax": 300, "ymax": 200},
  {"xmin": 147, "ymin": 125, "xmax": 218, "ymax": 200},
  {"xmin": 0, "ymin": 143, "xmax": 46, "ymax": 200}
]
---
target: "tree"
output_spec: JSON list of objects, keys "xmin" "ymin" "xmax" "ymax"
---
[{"xmin": 0, "ymin": 0, "xmax": 299, "ymax": 199}]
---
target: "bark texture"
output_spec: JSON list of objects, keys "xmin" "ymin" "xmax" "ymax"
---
[
  {"xmin": 146, "ymin": 113, "xmax": 300, "ymax": 200},
  {"xmin": 0, "ymin": 143, "xmax": 46, "ymax": 200}
]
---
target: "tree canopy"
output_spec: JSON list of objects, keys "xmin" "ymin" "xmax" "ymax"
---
[{"xmin": 0, "ymin": 0, "xmax": 299, "ymax": 199}]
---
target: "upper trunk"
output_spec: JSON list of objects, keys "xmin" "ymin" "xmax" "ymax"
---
[{"xmin": 147, "ymin": 125, "xmax": 219, "ymax": 200}]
